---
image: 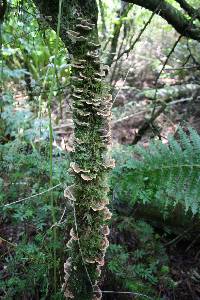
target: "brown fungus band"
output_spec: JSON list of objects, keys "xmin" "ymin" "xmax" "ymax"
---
[{"xmin": 63, "ymin": 15, "xmax": 113, "ymax": 300}]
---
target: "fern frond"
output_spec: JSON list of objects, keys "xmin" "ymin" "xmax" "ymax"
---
[{"xmin": 112, "ymin": 127, "xmax": 200, "ymax": 215}]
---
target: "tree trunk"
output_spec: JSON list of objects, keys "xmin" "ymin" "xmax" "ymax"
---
[
  {"xmin": 32, "ymin": 1, "xmax": 113, "ymax": 299},
  {"xmin": 105, "ymin": 3, "xmax": 132, "ymax": 67}
]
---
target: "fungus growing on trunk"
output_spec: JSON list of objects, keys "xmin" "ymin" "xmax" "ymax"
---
[{"xmin": 32, "ymin": 1, "xmax": 114, "ymax": 298}]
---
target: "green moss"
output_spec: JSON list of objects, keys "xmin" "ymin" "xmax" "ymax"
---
[{"xmin": 33, "ymin": 2, "xmax": 112, "ymax": 299}]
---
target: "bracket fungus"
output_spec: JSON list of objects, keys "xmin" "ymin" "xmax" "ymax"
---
[
  {"xmin": 93, "ymin": 286, "xmax": 102, "ymax": 300},
  {"xmin": 70, "ymin": 162, "xmax": 90, "ymax": 174},
  {"xmin": 102, "ymin": 207, "xmax": 112, "ymax": 221},
  {"xmin": 102, "ymin": 158, "xmax": 115, "ymax": 169},
  {"xmin": 90, "ymin": 198, "xmax": 109, "ymax": 211},
  {"xmin": 102, "ymin": 225, "xmax": 110, "ymax": 236},
  {"xmin": 69, "ymin": 228, "xmax": 79, "ymax": 241},
  {"xmin": 71, "ymin": 76, "xmax": 84, "ymax": 82},
  {"xmin": 85, "ymin": 258, "xmax": 96, "ymax": 264},
  {"xmin": 95, "ymin": 257, "xmax": 105, "ymax": 266},
  {"xmin": 75, "ymin": 108, "xmax": 91, "ymax": 117},
  {"xmin": 71, "ymin": 64, "xmax": 85, "ymax": 69},
  {"xmin": 77, "ymin": 17, "xmax": 95, "ymax": 28},
  {"xmin": 88, "ymin": 42, "xmax": 101, "ymax": 49},
  {"xmin": 66, "ymin": 237, "xmax": 74, "ymax": 249},
  {"xmin": 63, "ymin": 257, "xmax": 74, "ymax": 299},
  {"xmin": 73, "ymin": 119, "xmax": 90, "ymax": 127},
  {"xmin": 76, "ymin": 24, "xmax": 92, "ymax": 31},
  {"xmin": 79, "ymin": 72, "xmax": 88, "ymax": 80},
  {"xmin": 67, "ymin": 30, "xmax": 88, "ymax": 43},
  {"xmin": 72, "ymin": 93, "xmax": 82, "ymax": 99},
  {"xmin": 81, "ymin": 173, "xmax": 96, "ymax": 181},
  {"xmin": 63, "ymin": 13, "xmax": 113, "ymax": 299},
  {"xmin": 100, "ymin": 237, "xmax": 109, "ymax": 251}
]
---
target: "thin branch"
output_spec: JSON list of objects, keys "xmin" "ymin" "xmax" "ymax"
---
[
  {"xmin": 154, "ymin": 35, "xmax": 182, "ymax": 89},
  {"xmin": 0, "ymin": 236, "xmax": 17, "ymax": 247},
  {"xmin": 101, "ymin": 290, "xmax": 153, "ymax": 299},
  {"xmin": 98, "ymin": 0, "xmax": 107, "ymax": 39},
  {"xmin": 105, "ymin": 3, "xmax": 133, "ymax": 66},
  {"xmin": 186, "ymin": 39, "xmax": 200, "ymax": 66},
  {"xmin": 131, "ymin": 105, "xmax": 166, "ymax": 145},
  {"xmin": 3, "ymin": 183, "xmax": 62, "ymax": 207},
  {"xmin": 0, "ymin": 0, "xmax": 7, "ymax": 22},
  {"xmin": 112, "ymin": 110, "xmax": 146, "ymax": 125},
  {"xmin": 115, "ymin": 7, "xmax": 159, "ymax": 62},
  {"xmin": 113, "ymin": 2, "xmax": 169, "ymax": 105},
  {"xmin": 164, "ymin": 65, "xmax": 200, "ymax": 71},
  {"xmin": 123, "ymin": 0, "xmax": 200, "ymax": 42},
  {"xmin": 175, "ymin": 0, "xmax": 200, "ymax": 21}
]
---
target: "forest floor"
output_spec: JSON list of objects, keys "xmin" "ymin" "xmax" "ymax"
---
[{"xmin": 109, "ymin": 78, "xmax": 200, "ymax": 300}]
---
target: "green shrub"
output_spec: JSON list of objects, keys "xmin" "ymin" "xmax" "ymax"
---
[{"xmin": 111, "ymin": 127, "xmax": 200, "ymax": 215}]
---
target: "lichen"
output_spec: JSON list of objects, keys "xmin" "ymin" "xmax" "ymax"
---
[{"xmin": 63, "ymin": 16, "xmax": 113, "ymax": 298}]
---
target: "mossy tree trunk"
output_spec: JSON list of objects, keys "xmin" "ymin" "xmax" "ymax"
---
[{"xmin": 32, "ymin": 1, "xmax": 113, "ymax": 299}]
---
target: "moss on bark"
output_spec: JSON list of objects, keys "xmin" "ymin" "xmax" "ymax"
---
[{"xmin": 32, "ymin": 1, "xmax": 113, "ymax": 299}]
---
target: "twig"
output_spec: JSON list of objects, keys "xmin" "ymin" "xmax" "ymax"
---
[
  {"xmin": 113, "ymin": 1, "xmax": 163, "ymax": 105},
  {"xmin": 113, "ymin": 97, "xmax": 193, "ymax": 126},
  {"xmin": 131, "ymin": 104, "xmax": 166, "ymax": 145},
  {"xmin": 164, "ymin": 65, "xmax": 199, "ymax": 71},
  {"xmin": 112, "ymin": 110, "xmax": 146, "ymax": 125},
  {"xmin": 186, "ymin": 232, "xmax": 200, "ymax": 252},
  {"xmin": 114, "ymin": 6, "xmax": 160, "ymax": 62},
  {"xmin": 168, "ymin": 97, "xmax": 193, "ymax": 105},
  {"xmin": 152, "ymin": 35, "xmax": 182, "ymax": 116},
  {"xmin": 3, "ymin": 183, "xmax": 62, "ymax": 207},
  {"xmin": 49, "ymin": 206, "xmax": 67, "ymax": 230},
  {"xmin": 154, "ymin": 35, "xmax": 182, "ymax": 97},
  {"xmin": 101, "ymin": 290, "xmax": 153, "ymax": 299},
  {"xmin": 165, "ymin": 223, "xmax": 196, "ymax": 246},
  {"xmin": 187, "ymin": 39, "xmax": 200, "ymax": 66},
  {"xmin": 131, "ymin": 35, "xmax": 182, "ymax": 145},
  {"xmin": 0, "ymin": 236, "xmax": 17, "ymax": 247}
]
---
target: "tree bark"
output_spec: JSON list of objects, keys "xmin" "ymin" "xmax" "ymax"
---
[
  {"xmin": 105, "ymin": 3, "xmax": 132, "ymax": 67},
  {"xmin": 175, "ymin": 0, "xmax": 200, "ymax": 21},
  {"xmin": 32, "ymin": 1, "xmax": 113, "ymax": 299},
  {"xmin": 123, "ymin": 0, "xmax": 200, "ymax": 42}
]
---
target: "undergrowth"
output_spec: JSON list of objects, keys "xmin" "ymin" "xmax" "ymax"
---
[
  {"xmin": 106, "ymin": 216, "xmax": 176, "ymax": 299},
  {"xmin": 0, "ymin": 93, "xmax": 71, "ymax": 299},
  {"xmin": 1, "ymin": 90, "xmax": 200, "ymax": 299},
  {"xmin": 112, "ymin": 127, "xmax": 200, "ymax": 216}
]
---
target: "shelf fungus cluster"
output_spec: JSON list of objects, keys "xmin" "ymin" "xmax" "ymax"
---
[{"xmin": 63, "ymin": 16, "xmax": 114, "ymax": 300}]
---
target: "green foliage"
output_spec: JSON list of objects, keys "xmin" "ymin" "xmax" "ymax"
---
[
  {"xmin": 112, "ymin": 127, "xmax": 200, "ymax": 215},
  {"xmin": 106, "ymin": 218, "xmax": 175, "ymax": 299},
  {"xmin": 0, "ymin": 92, "xmax": 71, "ymax": 299},
  {"xmin": 2, "ymin": 1, "xmax": 70, "ymax": 112}
]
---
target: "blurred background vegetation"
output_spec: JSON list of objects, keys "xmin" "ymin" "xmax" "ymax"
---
[{"xmin": 1, "ymin": 0, "xmax": 200, "ymax": 299}]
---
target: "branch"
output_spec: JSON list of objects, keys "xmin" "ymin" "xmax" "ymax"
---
[
  {"xmin": 32, "ymin": 0, "xmax": 98, "ymax": 53},
  {"xmin": 175, "ymin": 0, "xmax": 200, "ymax": 21},
  {"xmin": 131, "ymin": 104, "xmax": 166, "ymax": 145},
  {"xmin": 99, "ymin": 0, "xmax": 107, "ymax": 39},
  {"xmin": 123, "ymin": 0, "xmax": 200, "ymax": 42},
  {"xmin": 154, "ymin": 35, "xmax": 182, "ymax": 89},
  {"xmin": 187, "ymin": 39, "xmax": 200, "ymax": 66},
  {"xmin": 115, "ymin": 6, "xmax": 158, "ymax": 61},
  {"xmin": 105, "ymin": 3, "xmax": 132, "ymax": 66},
  {"xmin": 0, "ymin": 0, "xmax": 7, "ymax": 21}
]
